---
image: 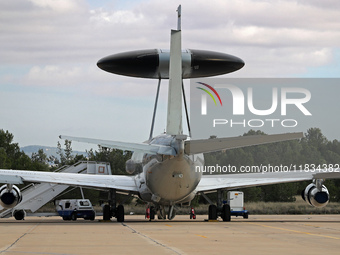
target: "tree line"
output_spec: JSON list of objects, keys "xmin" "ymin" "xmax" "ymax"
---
[
  {"xmin": 0, "ymin": 129, "xmax": 131, "ymax": 203},
  {"xmin": 204, "ymin": 128, "xmax": 340, "ymax": 202}
]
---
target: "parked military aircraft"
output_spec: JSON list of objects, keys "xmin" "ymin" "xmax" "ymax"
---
[{"xmin": 1, "ymin": 6, "xmax": 339, "ymax": 222}]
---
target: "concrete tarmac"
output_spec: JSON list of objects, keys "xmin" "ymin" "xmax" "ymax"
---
[{"xmin": 0, "ymin": 214, "xmax": 340, "ymax": 255}]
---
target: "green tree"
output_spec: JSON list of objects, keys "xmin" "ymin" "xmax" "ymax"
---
[
  {"xmin": 0, "ymin": 147, "xmax": 10, "ymax": 168},
  {"xmin": 304, "ymin": 128, "xmax": 327, "ymax": 148},
  {"xmin": 57, "ymin": 141, "xmax": 66, "ymax": 165},
  {"xmin": 56, "ymin": 140, "xmax": 82, "ymax": 166},
  {"xmin": 0, "ymin": 129, "xmax": 31, "ymax": 170},
  {"xmin": 64, "ymin": 140, "xmax": 73, "ymax": 163},
  {"xmin": 31, "ymin": 149, "xmax": 47, "ymax": 163},
  {"xmin": 202, "ymin": 128, "xmax": 340, "ymax": 202},
  {"xmin": 88, "ymin": 147, "xmax": 132, "ymax": 175},
  {"xmin": 241, "ymin": 187, "xmax": 262, "ymax": 202},
  {"xmin": 31, "ymin": 149, "xmax": 49, "ymax": 171}
]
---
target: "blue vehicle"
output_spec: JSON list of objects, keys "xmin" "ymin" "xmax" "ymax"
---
[
  {"xmin": 56, "ymin": 199, "xmax": 95, "ymax": 221},
  {"xmin": 230, "ymin": 209, "xmax": 249, "ymax": 218}
]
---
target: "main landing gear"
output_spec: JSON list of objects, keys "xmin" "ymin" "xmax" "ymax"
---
[
  {"xmin": 208, "ymin": 204, "xmax": 231, "ymax": 221},
  {"xmin": 103, "ymin": 189, "xmax": 125, "ymax": 222},
  {"xmin": 146, "ymin": 205, "xmax": 176, "ymax": 221},
  {"xmin": 203, "ymin": 189, "xmax": 231, "ymax": 222}
]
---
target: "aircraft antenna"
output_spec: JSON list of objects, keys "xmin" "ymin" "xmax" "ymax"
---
[{"xmin": 177, "ymin": 5, "xmax": 181, "ymax": 31}]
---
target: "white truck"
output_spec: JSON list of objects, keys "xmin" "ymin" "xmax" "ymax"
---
[
  {"xmin": 56, "ymin": 199, "xmax": 95, "ymax": 221},
  {"xmin": 227, "ymin": 191, "xmax": 248, "ymax": 218}
]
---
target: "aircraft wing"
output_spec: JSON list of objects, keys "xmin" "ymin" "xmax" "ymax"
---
[
  {"xmin": 0, "ymin": 169, "xmax": 138, "ymax": 192},
  {"xmin": 196, "ymin": 169, "xmax": 340, "ymax": 192},
  {"xmin": 185, "ymin": 132, "xmax": 303, "ymax": 154},
  {"xmin": 60, "ymin": 135, "xmax": 176, "ymax": 156}
]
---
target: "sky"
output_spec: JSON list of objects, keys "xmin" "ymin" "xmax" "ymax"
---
[{"xmin": 1, "ymin": 0, "xmax": 340, "ymax": 152}]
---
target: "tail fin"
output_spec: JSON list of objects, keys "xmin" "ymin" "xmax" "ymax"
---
[{"xmin": 166, "ymin": 6, "xmax": 183, "ymax": 135}]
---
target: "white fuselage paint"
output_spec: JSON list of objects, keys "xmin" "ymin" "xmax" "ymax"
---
[{"xmin": 133, "ymin": 134, "xmax": 203, "ymax": 206}]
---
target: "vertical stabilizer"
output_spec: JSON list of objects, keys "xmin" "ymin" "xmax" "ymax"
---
[{"xmin": 166, "ymin": 6, "xmax": 183, "ymax": 135}]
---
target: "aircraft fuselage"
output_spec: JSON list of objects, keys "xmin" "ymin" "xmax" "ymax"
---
[{"xmin": 132, "ymin": 134, "xmax": 203, "ymax": 205}]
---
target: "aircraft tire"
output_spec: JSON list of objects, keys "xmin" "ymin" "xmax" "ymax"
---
[
  {"xmin": 157, "ymin": 206, "xmax": 166, "ymax": 219},
  {"xmin": 13, "ymin": 210, "xmax": 25, "ymax": 221},
  {"xmin": 222, "ymin": 204, "xmax": 231, "ymax": 222},
  {"xmin": 208, "ymin": 204, "xmax": 217, "ymax": 220},
  {"xmin": 117, "ymin": 205, "xmax": 124, "ymax": 222},
  {"xmin": 150, "ymin": 206, "xmax": 155, "ymax": 220},
  {"xmin": 90, "ymin": 211, "xmax": 95, "ymax": 221},
  {"xmin": 71, "ymin": 212, "xmax": 77, "ymax": 221},
  {"xmin": 103, "ymin": 204, "xmax": 111, "ymax": 221}
]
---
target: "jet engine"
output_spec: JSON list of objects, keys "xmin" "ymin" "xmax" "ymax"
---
[
  {"xmin": 125, "ymin": 159, "xmax": 143, "ymax": 174},
  {"xmin": 0, "ymin": 184, "xmax": 22, "ymax": 209},
  {"xmin": 301, "ymin": 183, "xmax": 329, "ymax": 208},
  {"xmin": 125, "ymin": 159, "xmax": 137, "ymax": 174}
]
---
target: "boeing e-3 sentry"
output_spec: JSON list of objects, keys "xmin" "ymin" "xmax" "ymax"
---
[{"xmin": 0, "ymin": 6, "xmax": 339, "ymax": 222}]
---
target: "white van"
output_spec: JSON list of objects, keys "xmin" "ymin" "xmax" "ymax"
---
[{"xmin": 56, "ymin": 199, "xmax": 95, "ymax": 221}]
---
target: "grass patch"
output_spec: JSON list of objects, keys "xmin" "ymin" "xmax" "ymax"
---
[{"xmin": 244, "ymin": 196, "xmax": 340, "ymax": 214}]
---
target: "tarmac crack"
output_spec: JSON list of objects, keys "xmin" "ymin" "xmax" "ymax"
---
[
  {"xmin": 121, "ymin": 222, "xmax": 183, "ymax": 255},
  {"xmin": 0, "ymin": 224, "xmax": 39, "ymax": 254}
]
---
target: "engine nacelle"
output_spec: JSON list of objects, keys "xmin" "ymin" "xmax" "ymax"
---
[
  {"xmin": 125, "ymin": 159, "xmax": 137, "ymax": 174},
  {"xmin": 125, "ymin": 159, "xmax": 143, "ymax": 174},
  {"xmin": 0, "ymin": 185, "xmax": 22, "ymax": 209},
  {"xmin": 301, "ymin": 183, "xmax": 329, "ymax": 208}
]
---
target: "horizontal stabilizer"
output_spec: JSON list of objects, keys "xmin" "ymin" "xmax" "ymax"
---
[
  {"xmin": 60, "ymin": 135, "xmax": 176, "ymax": 156},
  {"xmin": 197, "ymin": 169, "xmax": 340, "ymax": 192},
  {"xmin": 184, "ymin": 132, "xmax": 303, "ymax": 154}
]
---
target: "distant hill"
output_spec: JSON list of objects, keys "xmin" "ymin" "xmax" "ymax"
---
[{"xmin": 22, "ymin": 145, "xmax": 87, "ymax": 159}]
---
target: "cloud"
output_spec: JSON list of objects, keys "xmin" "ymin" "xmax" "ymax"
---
[
  {"xmin": 89, "ymin": 9, "xmax": 144, "ymax": 24},
  {"xmin": 26, "ymin": 65, "xmax": 82, "ymax": 86},
  {"xmin": 1, "ymin": 0, "xmax": 340, "ymax": 149},
  {"xmin": 28, "ymin": 0, "xmax": 81, "ymax": 12},
  {"xmin": 22, "ymin": 64, "xmax": 160, "ymax": 100},
  {"xmin": 0, "ymin": 0, "xmax": 339, "ymax": 104},
  {"xmin": 1, "ymin": 0, "xmax": 339, "ymax": 76}
]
